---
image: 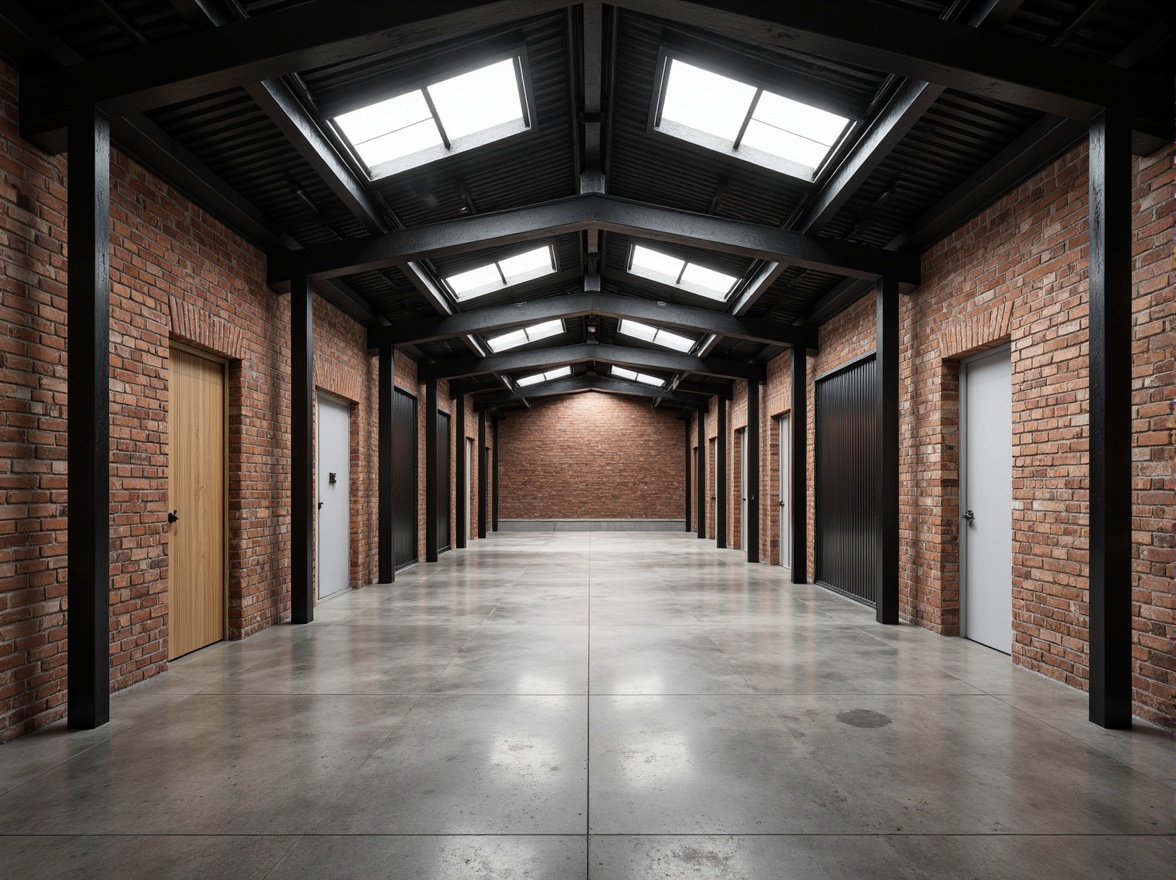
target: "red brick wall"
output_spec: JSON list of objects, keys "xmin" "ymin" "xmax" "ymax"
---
[
  {"xmin": 498, "ymin": 393, "xmax": 685, "ymax": 519},
  {"xmin": 0, "ymin": 60, "xmax": 382, "ymax": 741}
]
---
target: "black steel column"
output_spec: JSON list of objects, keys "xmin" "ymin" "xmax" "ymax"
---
[
  {"xmin": 696, "ymin": 409, "xmax": 705, "ymax": 539},
  {"xmin": 716, "ymin": 398, "xmax": 727, "ymax": 548},
  {"xmin": 290, "ymin": 271, "xmax": 314, "ymax": 623},
  {"xmin": 790, "ymin": 346, "xmax": 808, "ymax": 584},
  {"xmin": 492, "ymin": 417, "xmax": 500, "ymax": 532},
  {"xmin": 478, "ymin": 411, "xmax": 487, "ymax": 539},
  {"xmin": 684, "ymin": 419, "xmax": 691, "ymax": 532},
  {"xmin": 747, "ymin": 379, "xmax": 761, "ymax": 564},
  {"xmin": 1088, "ymin": 110, "xmax": 1132, "ymax": 729},
  {"xmin": 377, "ymin": 340, "xmax": 395, "ymax": 583},
  {"xmin": 67, "ymin": 105, "xmax": 111, "ymax": 729},
  {"xmin": 455, "ymin": 393, "xmax": 467, "ymax": 549},
  {"xmin": 425, "ymin": 379, "xmax": 438, "ymax": 562},
  {"xmin": 876, "ymin": 277, "xmax": 900, "ymax": 624}
]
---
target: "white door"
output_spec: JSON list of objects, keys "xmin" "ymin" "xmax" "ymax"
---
[
  {"xmin": 465, "ymin": 437, "xmax": 473, "ymax": 544},
  {"xmin": 739, "ymin": 430, "xmax": 748, "ymax": 551},
  {"xmin": 778, "ymin": 414, "xmax": 791, "ymax": 572},
  {"xmin": 317, "ymin": 394, "xmax": 350, "ymax": 599},
  {"xmin": 961, "ymin": 348, "xmax": 1013, "ymax": 653}
]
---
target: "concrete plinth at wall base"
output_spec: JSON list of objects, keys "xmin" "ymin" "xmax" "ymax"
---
[{"xmin": 497, "ymin": 519, "xmax": 686, "ymax": 532}]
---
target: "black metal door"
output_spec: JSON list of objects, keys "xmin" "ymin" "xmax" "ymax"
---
[
  {"xmin": 437, "ymin": 410, "xmax": 451, "ymax": 552},
  {"xmin": 392, "ymin": 389, "xmax": 417, "ymax": 568},
  {"xmin": 815, "ymin": 356, "xmax": 879, "ymax": 605}
]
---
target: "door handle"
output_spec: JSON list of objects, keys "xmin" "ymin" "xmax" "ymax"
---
[
  {"xmin": 961, "ymin": 509, "xmax": 974, "ymax": 523},
  {"xmin": 318, "ymin": 501, "xmax": 324, "ymax": 510},
  {"xmin": 167, "ymin": 510, "xmax": 179, "ymax": 524}
]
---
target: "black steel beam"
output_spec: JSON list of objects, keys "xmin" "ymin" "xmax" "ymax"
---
[
  {"xmin": 66, "ymin": 106, "xmax": 111, "ymax": 730},
  {"xmin": 716, "ymin": 397, "xmax": 727, "ymax": 549},
  {"xmin": 378, "ymin": 340, "xmax": 395, "ymax": 583},
  {"xmin": 373, "ymin": 291, "xmax": 819, "ymax": 350},
  {"xmin": 491, "ymin": 417, "xmax": 500, "ymax": 532},
  {"xmin": 1087, "ymin": 110, "xmax": 1132, "ymax": 729},
  {"xmin": 290, "ymin": 271, "xmax": 314, "ymax": 623},
  {"xmin": 790, "ymin": 346, "xmax": 808, "ymax": 584},
  {"xmin": 616, "ymin": 0, "xmax": 1172, "ymax": 140},
  {"xmin": 696, "ymin": 411, "xmax": 706, "ymax": 540},
  {"xmin": 21, "ymin": 0, "xmax": 574, "ymax": 148},
  {"xmin": 582, "ymin": 0, "xmax": 603, "ymax": 170},
  {"xmin": 472, "ymin": 375, "xmax": 712, "ymax": 409},
  {"xmin": 422, "ymin": 342, "xmax": 766, "ymax": 383},
  {"xmin": 455, "ymin": 392, "xmax": 467, "ymax": 549},
  {"xmin": 425, "ymin": 379, "xmax": 439, "ymax": 563},
  {"xmin": 478, "ymin": 411, "xmax": 487, "ymax": 539},
  {"xmin": 876, "ymin": 277, "xmax": 899, "ymax": 625},
  {"xmin": 268, "ymin": 194, "xmax": 920, "ymax": 287},
  {"xmin": 747, "ymin": 379, "xmax": 760, "ymax": 564}
]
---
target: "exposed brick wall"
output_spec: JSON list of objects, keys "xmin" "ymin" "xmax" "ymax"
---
[
  {"xmin": 498, "ymin": 393, "xmax": 685, "ymax": 519},
  {"xmin": 0, "ymin": 60, "xmax": 381, "ymax": 741}
]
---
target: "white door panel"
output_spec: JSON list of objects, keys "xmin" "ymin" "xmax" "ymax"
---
[{"xmin": 317, "ymin": 395, "xmax": 351, "ymax": 600}]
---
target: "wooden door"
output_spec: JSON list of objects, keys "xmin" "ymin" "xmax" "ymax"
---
[{"xmin": 168, "ymin": 348, "xmax": 226, "ymax": 659}]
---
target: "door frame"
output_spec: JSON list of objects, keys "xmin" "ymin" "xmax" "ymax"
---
[
  {"xmin": 959, "ymin": 343, "xmax": 1012, "ymax": 646},
  {"xmin": 169, "ymin": 341, "xmax": 230, "ymax": 656}
]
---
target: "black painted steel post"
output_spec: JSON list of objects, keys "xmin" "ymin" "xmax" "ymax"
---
[
  {"xmin": 491, "ymin": 417, "xmax": 500, "ymax": 532},
  {"xmin": 1088, "ymin": 110, "xmax": 1132, "ymax": 729},
  {"xmin": 876, "ymin": 277, "xmax": 900, "ymax": 624},
  {"xmin": 790, "ymin": 346, "xmax": 808, "ymax": 584},
  {"xmin": 425, "ymin": 379, "xmax": 438, "ymax": 562},
  {"xmin": 290, "ymin": 271, "xmax": 314, "ymax": 623},
  {"xmin": 716, "ymin": 399, "xmax": 727, "ymax": 548},
  {"xmin": 696, "ymin": 410, "xmax": 705, "ymax": 539},
  {"xmin": 377, "ymin": 340, "xmax": 394, "ymax": 583},
  {"xmin": 684, "ymin": 419, "xmax": 692, "ymax": 532},
  {"xmin": 478, "ymin": 411, "xmax": 487, "ymax": 539},
  {"xmin": 747, "ymin": 379, "xmax": 761, "ymax": 564},
  {"xmin": 67, "ymin": 105, "xmax": 111, "ymax": 729},
  {"xmin": 455, "ymin": 392, "xmax": 467, "ymax": 549}
]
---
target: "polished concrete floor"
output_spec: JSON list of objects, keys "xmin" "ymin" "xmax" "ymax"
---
[{"xmin": 1, "ymin": 532, "xmax": 1172, "ymax": 878}]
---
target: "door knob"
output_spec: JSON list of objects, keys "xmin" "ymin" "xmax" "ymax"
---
[
  {"xmin": 167, "ymin": 510, "xmax": 179, "ymax": 524},
  {"xmin": 961, "ymin": 509, "xmax": 974, "ymax": 523}
]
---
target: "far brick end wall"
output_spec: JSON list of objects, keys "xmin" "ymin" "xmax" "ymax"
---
[{"xmin": 498, "ymin": 394, "xmax": 686, "ymax": 520}]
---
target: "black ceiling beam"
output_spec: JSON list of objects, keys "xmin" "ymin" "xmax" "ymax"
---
[
  {"xmin": 21, "ymin": 0, "xmax": 574, "ymax": 150},
  {"xmin": 471, "ymin": 375, "xmax": 708, "ymax": 410},
  {"xmin": 618, "ymin": 0, "xmax": 1172, "ymax": 142},
  {"xmin": 268, "ymin": 193, "xmax": 920, "ymax": 288},
  {"xmin": 420, "ymin": 342, "xmax": 766, "ymax": 382},
  {"xmin": 370, "ymin": 291, "xmax": 818, "ymax": 350}
]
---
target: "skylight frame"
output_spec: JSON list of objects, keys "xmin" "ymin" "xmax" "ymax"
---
[
  {"xmin": 611, "ymin": 366, "xmax": 667, "ymax": 388},
  {"xmin": 626, "ymin": 243, "xmax": 740, "ymax": 302},
  {"xmin": 328, "ymin": 46, "xmax": 537, "ymax": 181},
  {"xmin": 441, "ymin": 244, "xmax": 559, "ymax": 303},
  {"xmin": 617, "ymin": 319, "xmax": 697, "ymax": 353},
  {"xmin": 515, "ymin": 366, "xmax": 572, "ymax": 388},
  {"xmin": 648, "ymin": 46, "xmax": 857, "ymax": 183},
  {"xmin": 485, "ymin": 320, "xmax": 566, "ymax": 354}
]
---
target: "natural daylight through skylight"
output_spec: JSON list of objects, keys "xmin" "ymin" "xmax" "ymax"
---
[
  {"xmin": 333, "ymin": 57, "xmax": 528, "ymax": 179},
  {"xmin": 485, "ymin": 320, "xmax": 564, "ymax": 353},
  {"xmin": 628, "ymin": 244, "xmax": 738, "ymax": 301},
  {"xmin": 612, "ymin": 366, "xmax": 665, "ymax": 387},
  {"xmin": 516, "ymin": 366, "xmax": 571, "ymax": 387},
  {"xmin": 443, "ymin": 245, "xmax": 556, "ymax": 302},
  {"xmin": 617, "ymin": 319, "xmax": 695, "ymax": 353},
  {"xmin": 657, "ymin": 57, "xmax": 851, "ymax": 181}
]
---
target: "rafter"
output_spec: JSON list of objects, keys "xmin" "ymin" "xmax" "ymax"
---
[
  {"xmin": 419, "ymin": 342, "xmax": 765, "ymax": 382},
  {"xmin": 268, "ymin": 193, "xmax": 920, "ymax": 288},
  {"xmin": 472, "ymin": 375, "xmax": 709, "ymax": 410},
  {"xmin": 369, "ymin": 291, "xmax": 818, "ymax": 351}
]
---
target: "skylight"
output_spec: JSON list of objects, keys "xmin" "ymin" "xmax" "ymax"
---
[
  {"xmin": 628, "ymin": 244, "xmax": 738, "ymax": 301},
  {"xmin": 612, "ymin": 366, "xmax": 666, "ymax": 387},
  {"xmin": 485, "ymin": 320, "xmax": 564, "ymax": 353},
  {"xmin": 516, "ymin": 366, "xmax": 571, "ymax": 387},
  {"xmin": 443, "ymin": 245, "xmax": 556, "ymax": 302},
  {"xmin": 656, "ymin": 57, "xmax": 851, "ymax": 181},
  {"xmin": 618, "ymin": 319, "xmax": 695, "ymax": 353},
  {"xmin": 333, "ymin": 57, "xmax": 529, "ymax": 179}
]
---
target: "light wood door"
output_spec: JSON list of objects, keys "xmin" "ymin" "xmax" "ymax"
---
[{"xmin": 168, "ymin": 348, "xmax": 226, "ymax": 660}]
